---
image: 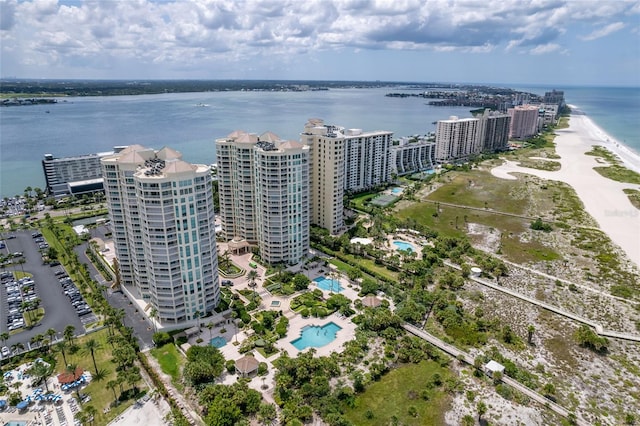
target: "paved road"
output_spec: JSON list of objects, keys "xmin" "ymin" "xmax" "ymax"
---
[
  {"xmin": 74, "ymin": 243, "xmax": 155, "ymax": 350},
  {"xmin": 402, "ymin": 323, "xmax": 589, "ymax": 426},
  {"xmin": 0, "ymin": 230, "xmax": 84, "ymax": 349}
]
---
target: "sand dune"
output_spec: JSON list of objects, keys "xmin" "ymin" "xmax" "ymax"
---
[{"xmin": 492, "ymin": 113, "xmax": 640, "ymax": 267}]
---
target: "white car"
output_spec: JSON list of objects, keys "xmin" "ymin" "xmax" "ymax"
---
[{"xmin": 1, "ymin": 346, "xmax": 10, "ymax": 357}]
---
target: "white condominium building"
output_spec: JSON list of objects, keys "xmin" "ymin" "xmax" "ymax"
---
[
  {"xmin": 302, "ymin": 119, "xmax": 393, "ymax": 234},
  {"xmin": 390, "ymin": 136, "xmax": 436, "ymax": 176},
  {"xmin": 101, "ymin": 145, "xmax": 219, "ymax": 327},
  {"xmin": 508, "ymin": 105, "xmax": 540, "ymax": 139},
  {"xmin": 435, "ymin": 116, "xmax": 480, "ymax": 163},
  {"xmin": 343, "ymin": 128, "xmax": 393, "ymax": 193},
  {"xmin": 215, "ymin": 131, "xmax": 310, "ymax": 265}
]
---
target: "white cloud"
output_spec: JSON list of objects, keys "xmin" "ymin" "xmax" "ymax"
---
[
  {"xmin": 0, "ymin": 0, "xmax": 638, "ymax": 79},
  {"xmin": 580, "ymin": 22, "xmax": 626, "ymax": 41},
  {"xmin": 529, "ymin": 43, "xmax": 562, "ymax": 55}
]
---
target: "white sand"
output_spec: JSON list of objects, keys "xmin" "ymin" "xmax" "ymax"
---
[{"xmin": 492, "ymin": 112, "xmax": 640, "ymax": 267}]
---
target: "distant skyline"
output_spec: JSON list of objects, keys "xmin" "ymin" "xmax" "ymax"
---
[{"xmin": 1, "ymin": 0, "xmax": 638, "ymax": 87}]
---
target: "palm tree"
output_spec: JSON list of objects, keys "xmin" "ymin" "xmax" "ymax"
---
[
  {"xmin": 46, "ymin": 328, "xmax": 58, "ymax": 346},
  {"xmin": 66, "ymin": 363, "xmax": 82, "ymax": 402},
  {"xmin": 207, "ymin": 322, "xmax": 214, "ymax": 340},
  {"xmin": 0, "ymin": 332, "xmax": 8, "ymax": 347},
  {"xmin": 55, "ymin": 341, "xmax": 69, "ymax": 365},
  {"xmin": 63, "ymin": 325, "xmax": 76, "ymax": 344},
  {"xmin": 11, "ymin": 342, "xmax": 24, "ymax": 355},
  {"xmin": 82, "ymin": 338, "xmax": 102, "ymax": 374},
  {"xmin": 149, "ymin": 307, "xmax": 158, "ymax": 333},
  {"xmin": 477, "ymin": 401, "xmax": 487, "ymax": 423},
  {"xmin": 28, "ymin": 360, "xmax": 53, "ymax": 392},
  {"xmin": 107, "ymin": 380, "xmax": 119, "ymax": 405},
  {"xmin": 194, "ymin": 310, "xmax": 201, "ymax": 329},
  {"xmin": 527, "ymin": 325, "xmax": 536, "ymax": 345},
  {"xmin": 247, "ymin": 269, "xmax": 259, "ymax": 300},
  {"xmin": 83, "ymin": 405, "xmax": 97, "ymax": 425}
]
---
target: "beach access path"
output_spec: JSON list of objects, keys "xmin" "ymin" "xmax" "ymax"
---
[{"xmin": 492, "ymin": 112, "xmax": 640, "ymax": 268}]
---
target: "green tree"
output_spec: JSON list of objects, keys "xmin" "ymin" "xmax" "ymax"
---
[
  {"xmin": 527, "ymin": 324, "xmax": 536, "ymax": 345},
  {"xmin": 82, "ymin": 338, "xmax": 102, "ymax": 374},
  {"xmin": 28, "ymin": 360, "xmax": 54, "ymax": 392},
  {"xmin": 258, "ymin": 403, "xmax": 277, "ymax": 425},
  {"xmin": 63, "ymin": 325, "xmax": 76, "ymax": 344},
  {"xmin": 477, "ymin": 401, "xmax": 487, "ymax": 423}
]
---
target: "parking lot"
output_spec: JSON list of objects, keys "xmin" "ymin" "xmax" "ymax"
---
[{"xmin": 0, "ymin": 230, "xmax": 85, "ymax": 357}]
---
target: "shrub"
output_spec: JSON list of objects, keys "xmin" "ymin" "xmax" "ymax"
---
[
  {"xmin": 225, "ymin": 359, "xmax": 236, "ymax": 374},
  {"xmin": 153, "ymin": 332, "xmax": 173, "ymax": 346},
  {"xmin": 300, "ymin": 308, "xmax": 310, "ymax": 318},
  {"xmin": 258, "ymin": 362, "xmax": 268, "ymax": 376}
]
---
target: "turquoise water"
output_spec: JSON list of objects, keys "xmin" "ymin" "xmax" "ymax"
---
[
  {"xmin": 391, "ymin": 187, "xmax": 403, "ymax": 194},
  {"xmin": 313, "ymin": 276, "xmax": 344, "ymax": 293},
  {"xmin": 393, "ymin": 240, "xmax": 415, "ymax": 252},
  {"xmin": 4, "ymin": 422, "xmax": 27, "ymax": 426},
  {"xmin": 291, "ymin": 322, "xmax": 342, "ymax": 350},
  {"xmin": 210, "ymin": 336, "xmax": 226, "ymax": 348}
]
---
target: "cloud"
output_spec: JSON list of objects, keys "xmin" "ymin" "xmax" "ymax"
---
[
  {"xmin": 529, "ymin": 43, "xmax": 563, "ymax": 55},
  {"xmin": 580, "ymin": 22, "xmax": 626, "ymax": 41},
  {"xmin": 0, "ymin": 0, "xmax": 17, "ymax": 31},
  {"xmin": 0, "ymin": 0, "xmax": 638, "ymax": 79}
]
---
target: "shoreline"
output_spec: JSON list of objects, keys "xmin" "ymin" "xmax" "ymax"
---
[
  {"xmin": 567, "ymin": 104, "xmax": 640, "ymax": 173},
  {"xmin": 491, "ymin": 111, "xmax": 640, "ymax": 268}
]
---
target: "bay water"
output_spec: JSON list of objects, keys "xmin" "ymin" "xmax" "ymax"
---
[{"xmin": 1, "ymin": 85, "xmax": 638, "ymax": 198}]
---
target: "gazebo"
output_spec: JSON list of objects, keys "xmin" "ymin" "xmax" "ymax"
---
[
  {"xmin": 228, "ymin": 237, "xmax": 252, "ymax": 255},
  {"xmin": 57, "ymin": 367, "xmax": 84, "ymax": 385},
  {"xmin": 235, "ymin": 355, "xmax": 259, "ymax": 378},
  {"xmin": 362, "ymin": 296, "xmax": 382, "ymax": 308}
]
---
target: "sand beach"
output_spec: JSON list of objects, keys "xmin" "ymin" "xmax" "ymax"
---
[{"xmin": 492, "ymin": 110, "xmax": 640, "ymax": 267}]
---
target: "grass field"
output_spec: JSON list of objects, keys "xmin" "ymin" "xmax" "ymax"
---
[
  {"xmin": 343, "ymin": 360, "xmax": 452, "ymax": 426},
  {"xmin": 150, "ymin": 343, "xmax": 184, "ymax": 383}
]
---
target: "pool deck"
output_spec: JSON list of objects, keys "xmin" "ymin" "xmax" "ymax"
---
[{"xmin": 276, "ymin": 312, "xmax": 357, "ymax": 358}]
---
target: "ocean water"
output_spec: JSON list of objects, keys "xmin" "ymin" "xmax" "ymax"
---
[
  {"xmin": 1, "ymin": 85, "xmax": 638, "ymax": 198},
  {"xmin": 513, "ymin": 85, "xmax": 640, "ymax": 154}
]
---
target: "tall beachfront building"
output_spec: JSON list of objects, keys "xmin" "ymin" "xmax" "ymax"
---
[
  {"xmin": 302, "ymin": 119, "xmax": 393, "ymax": 234},
  {"xmin": 215, "ymin": 131, "xmax": 310, "ymax": 265},
  {"xmin": 101, "ymin": 145, "xmax": 219, "ymax": 327},
  {"xmin": 435, "ymin": 116, "xmax": 480, "ymax": 163},
  {"xmin": 473, "ymin": 109, "xmax": 511, "ymax": 152},
  {"xmin": 508, "ymin": 105, "xmax": 539, "ymax": 139}
]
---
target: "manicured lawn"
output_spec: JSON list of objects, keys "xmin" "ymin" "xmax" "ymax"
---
[
  {"xmin": 343, "ymin": 360, "xmax": 452, "ymax": 426},
  {"xmin": 150, "ymin": 343, "xmax": 184, "ymax": 383}
]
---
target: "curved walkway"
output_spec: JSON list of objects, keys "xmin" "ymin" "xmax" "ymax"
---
[
  {"xmin": 402, "ymin": 323, "xmax": 589, "ymax": 426},
  {"xmin": 444, "ymin": 261, "xmax": 640, "ymax": 342}
]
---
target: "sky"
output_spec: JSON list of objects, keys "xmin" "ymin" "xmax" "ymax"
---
[{"xmin": 1, "ymin": 0, "xmax": 639, "ymax": 86}]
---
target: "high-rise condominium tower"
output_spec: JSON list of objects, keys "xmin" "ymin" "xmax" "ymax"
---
[
  {"xmin": 508, "ymin": 105, "xmax": 540, "ymax": 139},
  {"xmin": 216, "ymin": 131, "xmax": 310, "ymax": 265},
  {"xmin": 435, "ymin": 116, "xmax": 480, "ymax": 163},
  {"xmin": 302, "ymin": 119, "xmax": 393, "ymax": 234},
  {"xmin": 101, "ymin": 145, "xmax": 219, "ymax": 327}
]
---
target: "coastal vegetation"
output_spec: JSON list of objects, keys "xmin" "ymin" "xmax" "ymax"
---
[
  {"xmin": 623, "ymin": 188, "xmax": 640, "ymax": 210},
  {"xmin": 586, "ymin": 145, "xmax": 640, "ymax": 184}
]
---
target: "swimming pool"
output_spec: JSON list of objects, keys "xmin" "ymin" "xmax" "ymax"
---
[
  {"xmin": 393, "ymin": 240, "xmax": 415, "ymax": 252},
  {"xmin": 291, "ymin": 322, "xmax": 342, "ymax": 350},
  {"xmin": 210, "ymin": 336, "xmax": 227, "ymax": 348},
  {"xmin": 391, "ymin": 187, "xmax": 404, "ymax": 195},
  {"xmin": 313, "ymin": 276, "xmax": 344, "ymax": 293},
  {"xmin": 4, "ymin": 422, "xmax": 27, "ymax": 426}
]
